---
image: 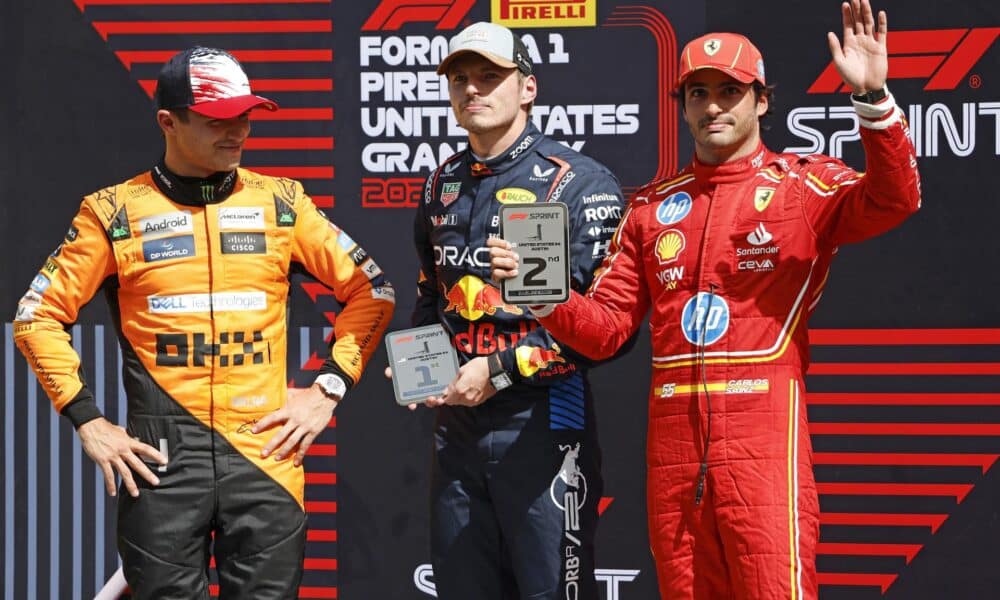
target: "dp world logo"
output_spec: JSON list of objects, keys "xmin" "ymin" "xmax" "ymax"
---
[
  {"xmin": 656, "ymin": 192, "xmax": 692, "ymax": 225},
  {"xmin": 681, "ymin": 292, "xmax": 730, "ymax": 346}
]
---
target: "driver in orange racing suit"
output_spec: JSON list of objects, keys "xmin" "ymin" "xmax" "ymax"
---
[{"xmin": 12, "ymin": 47, "xmax": 394, "ymax": 598}]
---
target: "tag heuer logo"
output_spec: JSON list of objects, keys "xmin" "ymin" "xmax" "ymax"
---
[
  {"xmin": 754, "ymin": 187, "xmax": 776, "ymax": 212},
  {"xmin": 441, "ymin": 182, "xmax": 461, "ymax": 207},
  {"xmin": 704, "ymin": 39, "xmax": 721, "ymax": 56}
]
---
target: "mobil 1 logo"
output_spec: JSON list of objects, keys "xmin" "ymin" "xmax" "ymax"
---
[
  {"xmin": 499, "ymin": 203, "xmax": 569, "ymax": 304},
  {"xmin": 385, "ymin": 324, "xmax": 459, "ymax": 405}
]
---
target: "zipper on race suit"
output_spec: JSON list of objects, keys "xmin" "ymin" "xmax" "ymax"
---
[{"xmin": 694, "ymin": 282, "xmax": 716, "ymax": 506}]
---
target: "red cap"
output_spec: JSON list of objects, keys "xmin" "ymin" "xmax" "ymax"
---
[{"xmin": 677, "ymin": 33, "xmax": 765, "ymax": 89}]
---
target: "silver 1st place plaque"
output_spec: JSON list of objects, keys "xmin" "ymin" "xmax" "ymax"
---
[
  {"xmin": 385, "ymin": 324, "xmax": 459, "ymax": 405},
  {"xmin": 499, "ymin": 203, "xmax": 570, "ymax": 304}
]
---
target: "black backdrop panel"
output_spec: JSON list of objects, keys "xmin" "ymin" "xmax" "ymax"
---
[{"xmin": 2, "ymin": 1, "xmax": 998, "ymax": 598}]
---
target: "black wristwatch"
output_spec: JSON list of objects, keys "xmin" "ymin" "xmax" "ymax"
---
[
  {"xmin": 851, "ymin": 86, "xmax": 888, "ymax": 104},
  {"xmin": 487, "ymin": 352, "xmax": 513, "ymax": 392}
]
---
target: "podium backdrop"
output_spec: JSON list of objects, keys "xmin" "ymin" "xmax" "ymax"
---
[{"xmin": 2, "ymin": 0, "xmax": 998, "ymax": 598}]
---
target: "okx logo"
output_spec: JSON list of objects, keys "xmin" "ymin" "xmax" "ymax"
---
[
  {"xmin": 809, "ymin": 28, "xmax": 998, "ymax": 92},
  {"xmin": 362, "ymin": 0, "xmax": 474, "ymax": 31}
]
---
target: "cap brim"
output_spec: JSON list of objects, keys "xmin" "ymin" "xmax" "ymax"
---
[
  {"xmin": 676, "ymin": 66, "xmax": 758, "ymax": 89},
  {"xmin": 189, "ymin": 95, "xmax": 278, "ymax": 119},
  {"xmin": 437, "ymin": 49, "xmax": 518, "ymax": 75}
]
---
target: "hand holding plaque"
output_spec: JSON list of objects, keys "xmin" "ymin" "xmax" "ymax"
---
[
  {"xmin": 384, "ymin": 325, "xmax": 460, "ymax": 405},
  {"xmin": 498, "ymin": 203, "xmax": 570, "ymax": 304}
]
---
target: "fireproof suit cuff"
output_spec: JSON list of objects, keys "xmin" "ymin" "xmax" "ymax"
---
[
  {"xmin": 852, "ymin": 88, "xmax": 901, "ymax": 129},
  {"xmin": 496, "ymin": 347, "xmax": 521, "ymax": 385},
  {"xmin": 528, "ymin": 304, "xmax": 556, "ymax": 318},
  {"xmin": 62, "ymin": 388, "xmax": 104, "ymax": 429},
  {"xmin": 318, "ymin": 358, "xmax": 355, "ymax": 399}
]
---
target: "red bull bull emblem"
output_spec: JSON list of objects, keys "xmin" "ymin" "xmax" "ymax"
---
[
  {"xmin": 442, "ymin": 275, "xmax": 523, "ymax": 321},
  {"xmin": 516, "ymin": 343, "xmax": 567, "ymax": 377}
]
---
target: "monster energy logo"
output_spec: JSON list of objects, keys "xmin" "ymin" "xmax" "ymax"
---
[{"xmin": 201, "ymin": 185, "xmax": 214, "ymax": 202}]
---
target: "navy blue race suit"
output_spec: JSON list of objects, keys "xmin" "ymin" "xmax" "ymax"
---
[{"xmin": 412, "ymin": 123, "xmax": 624, "ymax": 599}]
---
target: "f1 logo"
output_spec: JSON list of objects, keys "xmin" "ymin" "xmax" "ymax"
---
[
  {"xmin": 362, "ymin": 0, "xmax": 475, "ymax": 31},
  {"xmin": 809, "ymin": 28, "xmax": 999, "ymax": 92}
]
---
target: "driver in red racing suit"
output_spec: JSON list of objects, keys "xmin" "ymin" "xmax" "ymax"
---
[{"xmin": 489, "ymin": 3, "xmax": 921, "ymax": 597}]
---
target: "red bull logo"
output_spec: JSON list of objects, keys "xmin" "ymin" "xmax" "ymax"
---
[
  {"xmin": 442, "ymin": 275, "xmax": 523, "ymax": 321},
  {"xmin": 516, "ymin": 344, "xmax": 567, "ymax": 377}
]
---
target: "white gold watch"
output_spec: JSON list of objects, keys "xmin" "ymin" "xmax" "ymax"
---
[{"xmin": 314, "ymin": 373, "xmax": 347, "ymax": 400}]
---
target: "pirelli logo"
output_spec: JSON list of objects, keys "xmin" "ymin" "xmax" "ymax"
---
[{"xmin": 492, "ymin": 0, "xmax": 595, "ymax": 28}]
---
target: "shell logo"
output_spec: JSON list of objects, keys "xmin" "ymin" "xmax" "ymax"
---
[
  {"xmin": 495, "ymin": 187, "xmax": 537, "ymax": 204},
  {"xmin": 655, "ymin": 229, "xmax": 685, "ymax": 265}
]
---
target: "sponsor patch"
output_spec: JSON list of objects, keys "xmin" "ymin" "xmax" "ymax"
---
[
  {"xmin": 65, "ymin": 226, "xmax": 79, "ymax": 242},
  {"xmin": 754, "ymin": 187, "xmax": 776, "ymax": 212},
  {"xmin": 583, "ymin": 204, "xmax": 623, "ymax": 223},
  {"xmin": 220, "ymin": 232, "xmax": 266, "ymax": 254},
  {"xmin": 496, "ymin": 187, "xmax": 537, "ymax": 204},
  {"xmin": 336, "ymin": 229, "xmax": 356, "ymax": 251},
  {"xmin": 109, "ymin": 206, "xmax": 132, "ymax": 241},
  {"xmin": 218, "ymin": 207, "xmax": 265, "ymax": 230},
  {"xmin": 656, "ymin": 192, "xmax": 693, "ymax": 225},
  {"xmin": 231, "ymin": 395, "xmax": 268, "ymax": 409},
  {"xmin": 13, "ymin": 322, "xmax": 34, "ymax": 334},
  {"xmin": 140, "ymin": 211, "xmax": 193, "ymax": 237},
  {"xmin": 681, "ymin": 292, "xmax": 730, "ymax": 346},
  {"xmin": 15, "ymin": 303, "xmax": 38, "ymax": 323},
  {"xmin": 494, "ymin": 0, "xmax": 596, "ymax": 28},
  {"xmin": 531, "ymin": 164, "xmax": 556, "ymax": 180},
  {"xmin": 655, "ymin": 230, "xmax": 685, "ymax": 265},
  {"xmin": 361, "ymin": 258, "xmax": 383, "ymax": 281},
  {"xmin": 142, "ymin": 235, "xmax": 196, "ymax": 262},
  {"xmin": 350, "ymin": 246, "xmax": 368, "ymax": 266},
  {"xmin": 42, "ymin": 259, "xmax": 59, "ymax": 275},
  {"xmin": 583, "ymin": 192, "xmax": 619, "ymax": 204},
  {"xmin": 147, "ymin": 292, "xmax": 267, "ymax": 314},
  {"xmin": 431, "ymin": 214, "xmax": 458, "ymax": 227},
  {"xmin": 440, "ymin": 182, "xmax": 461, "ymax": 206},
  {"xmin": 371, "ymin": 285, "xmax": 396, "ymax": 303},
  {"xmin": 274, "ymin": 195, "xmax": 297, "ymax": 227},
  {"xmin": 30, "ymin": 274, "xmax": 51, "ymax": 294},
  {"xmin": 747, "ymin": 222, "xmax": 773, "ymax": 246}
]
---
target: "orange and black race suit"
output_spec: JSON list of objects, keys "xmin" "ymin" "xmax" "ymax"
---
[
  {"xmin": 13, "ymin": 163, "xmax": 394, "ymax": 598},
  {"xmin": 533, "ymin": 96, "xmax": 921, "ymax": 599}
]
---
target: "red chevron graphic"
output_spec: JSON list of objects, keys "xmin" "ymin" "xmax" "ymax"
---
[
  {"xmin": 808, "ymin": 327, "xmax": 1000, "ymax": 594},
  {"xmin": 72, "ymin": 0, "xmax": 337, "ymax": 208}
]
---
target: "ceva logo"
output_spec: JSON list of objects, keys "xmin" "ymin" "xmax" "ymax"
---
[{"xmin": 809, "ymin": 28, "xmax": 998, "ymax": 93}]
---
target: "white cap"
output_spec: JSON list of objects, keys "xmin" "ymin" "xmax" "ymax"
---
[{"xmin": 437, "ymin": 22, "xmax": 533, "ymax": 75}]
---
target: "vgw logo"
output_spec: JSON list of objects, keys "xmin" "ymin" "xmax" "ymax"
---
[{"xmin": 786, "ymin": 28, "xmax": 999, "ymax": 159}]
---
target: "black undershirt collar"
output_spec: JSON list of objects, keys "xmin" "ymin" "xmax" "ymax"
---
[{"xmin": 151, "ymin": 158, "xmax": 238, "ymax": 206}]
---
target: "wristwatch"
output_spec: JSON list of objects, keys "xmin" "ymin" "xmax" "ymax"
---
[
  {"xmin": 851, "ymin": 86, "xmax": 888, "ymax": 104},
  {"xmin": 487, "ymin": 352, "xmax": 513, "ymax": 392},
  {"xmin": 314, "ymin": 373, "xmax": 347, "ymax": 401}
]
